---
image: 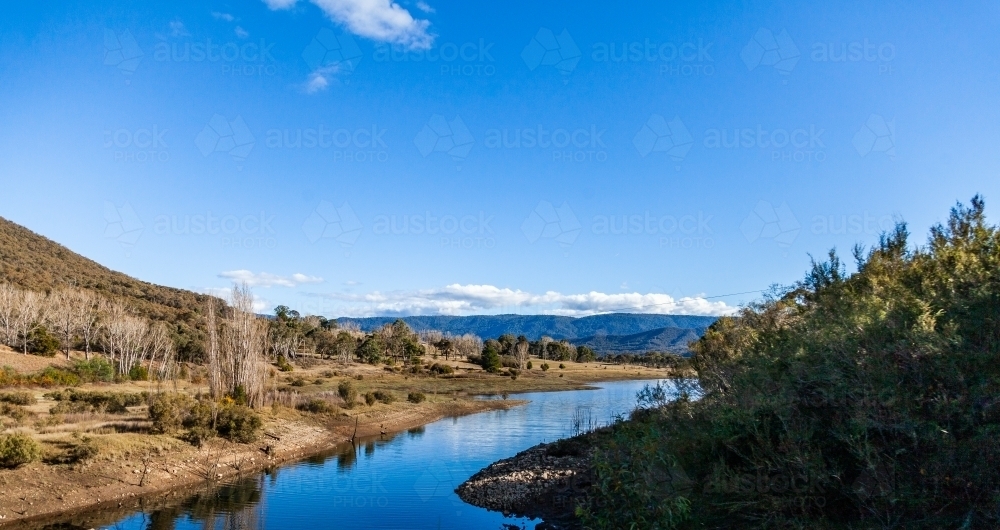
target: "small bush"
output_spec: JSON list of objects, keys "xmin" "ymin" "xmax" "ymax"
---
[
  {"xmin": 364, "ymin": 392, "xmax": 376, "ymax": 406},
  {"xmin": 559, "ymin": 363, "xmax": 566, "ymax": 369},
  {"xmin": 27, "ymin": 327, "xmax": 59, "ymax": 357},
  {"xmin": 541, "ymin": 363, "xmax": 550, "ymax": 371},
  {"xmin": 526, "ymin": 361, "xmax": 533, "ymax": 370},
  {"xmin": 337, "ymin": 381, "xmax": 357, "ymax": 405},
  {"xmin": 372, "ymin": 390, "xmax": 394, "ymax": 404},
  {"xmin": 313, "ymin": 379, "xmax": 324, "ymax": 385},
  {"xmin": 407, "ymin": 392, "xmax": 426, "ymax": 404},
  {"xmin": 429, "ymin": 363, "xmax": 454, "ymax": 375},
  {"xmin": 72, "ymin": 358, "xmax": 115, "ymax": 383},
  {"xmin": 215, "ymin": 404, "xmax": 262, "ymax": 443},
  {"xmin": 67, "ymin": 435, "xmax": 99, "ymax": 464},
  {"xmin": 297, "ymin": 398, "xmax": 336, "ymax": 414},
  {"xmin": 276, "ymin": 356, "xmax": 294, "ymax": 372},
  {"xmin": 290, "ymin": 377, "xmax": 306, "ymax": 387},
  {"xmin": 148, "ymin": 393, "xmax": 196, "ymax": 434},
  {"xmin": 128, "ymin": 364, "xmax": 149, "ymax": 381},
  {"xmin": 0, "ymin": 403, "xmax": 29, "ymax": 422},
  {"xmin": 0, "ymin": 433, "xmax": 41, "ymax": 468},
  {"xmin": 0, "ymin": 391, "xmax": 35, "ymax": 406},
  {"xmin": 50, "ymin": 400, "xmax": 90, "ymax": 415}
]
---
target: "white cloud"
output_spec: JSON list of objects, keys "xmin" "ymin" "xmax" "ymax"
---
[
  {"xmin": 308, "ymin": 284, "xmax": 737, "ymax": 317},
  {"xmin": 212, "ymin": 11, "xmax": 236, "ymax": 21},
  {"xmin": 416, "ymin": 1, "xmax": 434, "ymax": 13},
  {"xmin": 218, "ymin": 270, "xmax": 324, "ymax": 288},
  {"xmin": 234, "ymin": 26, "xmax": 250, "ymax": 38},
  {"xmin": 200, "ymin": 286, "xmax": 270, "ymax": 313},
  {"xmin": 263, "ymin": 0, "xmax": 433, "ymax": 50},
  {"xmin": 304, "ymin": 66, "xmax": 336, "ymax": 92}
]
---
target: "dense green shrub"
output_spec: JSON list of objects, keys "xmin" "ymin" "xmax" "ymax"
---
[
  {"xmin": 526, "ymin": 361, "xmax": 533, "ymax": 370},
  {"xmin": 72, "ymin": 358, "xmax": 115, "ymax": 383},
  {"xmin": 275, "ymin": 355, "xmax": 294, "ymax": 372},
  {"xmin": 128, "ymin": 364, "xmax": 149, "ymax": 381},
  {"xmin": 46, "ymin": 389, "xmax": 145, "ymax": 414},
  {"xmin": 372, "ymin": 390, "xmax": 394, "ymax": 404},
  {"xmin": 540, "ymin": 362, "xmax": 549, "ymax": 371},
  {"xmin": 364, "ymin": 392, "xmax": 376, "ymax": 406},
  {"xmin": 26, "ymin": 326, "xmax": 60, "ymax": 357},
  {"xmin": 407, "ymin": 392, "xmax": 426, "ymax": 404},
  {"xmin": 479, "ymin": 343, "xmax": 502, "ymax": 373},
  {"xmin": 215, "ymin": 404, "xmax": 262, "ymax": 443},
  {"xmin": 0, "ymin": 433, "xmax": 41, "ymax": 468},
  {"xmin": 148, "ymin": 393, "xmax": 196, "ymax": 434},
  {"xmin": 578, "ymin": 197, "xmax": 1000, "ymax": 529},
  {"xmin": 0, "ymin": 402, "xmax": 29, "ymax": 422}
]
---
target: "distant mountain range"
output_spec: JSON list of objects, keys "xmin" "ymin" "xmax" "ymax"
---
[{"xmin": 336, "ymin": 314, "xmax": 717, "ymax": 353}]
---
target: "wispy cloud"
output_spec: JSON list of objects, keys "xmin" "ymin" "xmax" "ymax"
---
[
  {"xmin": 218, "ymin": 270, "xmax": 324, "ymax": 288},
  {"xmin": 307, "ymin": 284, "xmax": 737, "ymax": 317},
  {"xmin": 234, "ymin": 26, "xmax": 250, "ymax": 38},
  {"xmin": 201, "ymin": 286, "xmax": 270, "ymax": 313},
  {"xmin": 263, "ymin": 0, "xmax": 433, "ymax": 49},
  {"xmin": 211, "ymin": 11, "xmax": 236, "ymax": 21},
  {"xmin": 415, "ymin": 1, "xmax": 434, "ymax": 13}
]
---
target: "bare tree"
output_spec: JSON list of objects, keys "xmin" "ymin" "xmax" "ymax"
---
[
  {"xmin": 102, "ymin": 300, "xmax": 130, "ymax": 367},
  {"xmin": 77, "ymin": 291, "xmax": 101, "ymax": 360},
  {"xmin": 453, "ymin": 333, "xmax": 483, "ymax": 360},
  {"xmin": 219, "ymin": 283, "xmax": 267, "ymax": 408},
  {"xmin": 13, "ymin": 290, "xmax": 48, "ymax": 355},
  {"xmin": 0, "ymin": 284, "xmax": 20, "ymax": 347},
  {"xmin": 146, "ymin": 322, "xmax": 175, "ymax": 381},
  {"xmin": 539, "ymin": 336, "xmax": 554, "ymax": 361},
  {"xmin": 206, "ymin": 297, "xmax": 222, "ymax": 399},
  {"xmin": 513, "ymin": 338, "xmax": 530, "ymax": 369},
  {"xmin": 49, "ymin": 289, "xmax": 86, "ymax": 359}
]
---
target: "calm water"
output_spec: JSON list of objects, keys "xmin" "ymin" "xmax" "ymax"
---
[{"xmin": 86, "ymin": 380, "xmax": 656, "ymax": 530}]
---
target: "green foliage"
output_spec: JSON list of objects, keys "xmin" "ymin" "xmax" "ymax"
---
[
  {"xmin": 0, "ymin": 433, "xmax": 41, "ymax": 468},
  {"xmin": 480, "ymin": 342, "xmax": 502, "ymax": 373},
  {"xmin": 558, "ymin": 363, "xmax": 565, "ymax": 369},
  {"xmin": 338, "ymin": 380, "xmax": 357, "ymax": 406},
  {"xmin": 364, "ymin": 392, "xmax": 377, "ymax": 406},
  {"xmin": 26, "ymin": 326, "xmax": 60, "ymax": 356},
  {"xmin": 297, "ymin": 398, "xmax": 336, "ymax": 414},
  {"xmin": 547, "ymin": 341, "xmax": 575, "ymax": 361},
  {"xmin": 575, "ymin": 345, "xmax": 596, "ymax": 362},
  {"xmin": 46, "ymin": 389, "xmax": 146, "ymax": 414},
  {"xmin": 526, "ymin": 360, "xmax": 533, "ymax": 369},
  {"xmin": 0, "ymin": 402, "xmax": 29, "ymax": 422},
  {"xmin": 275, "ymin": 355, "xmax": 294, "ymax": 372},
  {"xmin": 72, "ymin": 357, "xmax": 115, "ymax": 383},
  {"xmin": 0, "ymin": 391, "xmax": 36, "ymax": 406},
  {"xmin": 540, "ymin": 362, "xmax": 549, "ymax": 371},
  {"xmin": 215, "ymin": 404, "xmax": 262, "ymax": 443},
  {"xmin": 582, "ymin": 197, "xmax": 1000, "ymax": 528},
  {"xmin": 428, "ymin": 363, "xmax": 454, "ymax": 375},
  {"xmin": 128, "ymin": 364, "xmax": 149, "ymax": 381},
  {"xmin": 372, "ymin": 390, "xmax": 394, "ymax": 404},
  {"xmin": 407, "ymin": 392, "xmax": 426, "ymax": 404},
  {"xmin": 356, "ymin": 336, "xmax": 384, "ymax": 364},
  {"xmin": 148, "ymin": 392, "xmax": 196, "ymax": 434}
]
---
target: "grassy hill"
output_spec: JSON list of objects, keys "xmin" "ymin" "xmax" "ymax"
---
[
  {"xmin": 0, "ymin": 216, "xmax": 210, "ymax": 360},
  {"xmin": 336, "ymin": 314, "xmax": 716, "ymax": 342}
]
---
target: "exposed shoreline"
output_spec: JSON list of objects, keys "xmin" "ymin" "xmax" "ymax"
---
[{"xmin": 1, "ymin": 398, "xmax": 526, "ymax": 528}]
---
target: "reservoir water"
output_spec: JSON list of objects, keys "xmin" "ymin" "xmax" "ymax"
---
[{"xmin": 67, "ymin": 379, "xmax": 657, "ymax": 529}]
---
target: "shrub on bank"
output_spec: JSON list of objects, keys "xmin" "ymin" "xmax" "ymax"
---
[
  {"xmin": 577, "ymin": 197, "xmax": 1000, "ymax": 529},
  {"xmin": 407, "ymin": 392, "xmax": 426, "ymax": 404},
  {"xmin": 0, "ymin": 391, "xmax": 36, "ymax": 406},
  {"xmin": 216, "ymin": 404, "xmax": 262, "ymax": 443},
  {"xmin": 0, "ymin": 433, "xmax": 41, "ymax": 468},
  {"xmin": 338, "ymin": 380, "xmax": 357, "ymax": 406}
]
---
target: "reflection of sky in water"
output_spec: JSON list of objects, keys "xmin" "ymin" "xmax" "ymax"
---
[{"xmin": 99, "ymin": 380, "xmax": 659, "ymax": 530}]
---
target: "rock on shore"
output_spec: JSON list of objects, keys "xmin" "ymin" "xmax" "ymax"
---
[{"xmin": 456, "ymin": 438, "xmax": 593, "ymax": 528}]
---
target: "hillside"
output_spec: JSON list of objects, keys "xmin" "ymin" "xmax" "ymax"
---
[
  {"xmin": 575, "ymin": 326, "xmax": 702, "ymax": 355},
  {"xmin": 335, "ymin": 314, "xmax": 716, "ymax": 342},
  {"xmin": 0, "ymin": 216, "xmax": 210, "ymax": 359}
]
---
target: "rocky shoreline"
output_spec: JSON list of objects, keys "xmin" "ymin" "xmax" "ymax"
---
[{"xmin": 456, "ymin": 436, "xmax": 596, "ymax": 529}]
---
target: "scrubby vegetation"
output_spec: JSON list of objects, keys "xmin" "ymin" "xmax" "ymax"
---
[
  {"xmin": 0, "ymin": 433, "xmax": 41, "ymax": 468},
  {"xmin": 148, "ymin": 392, "xmax": 262, "ymax": 445},
  {"xmin": 578, "ymin": 197, "xmax": 1000, "ymax": 529}
]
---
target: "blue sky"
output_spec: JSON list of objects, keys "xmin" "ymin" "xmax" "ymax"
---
[{"xmin": 0, "ymin": 0, "xmax": 998, "ymax": 317}]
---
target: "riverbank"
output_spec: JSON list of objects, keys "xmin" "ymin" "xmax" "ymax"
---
[
  {"xmin": 0, "ymin": 352, "xmax": 670, "ymax": 527},
  {"xmin": 457, "ymin": 431, "xmax": 604, "ymax": 530}
]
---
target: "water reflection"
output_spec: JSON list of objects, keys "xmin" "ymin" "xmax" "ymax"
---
[{"xmin": 31, "ymin": 380, "xmax": 656, "ymax": 530}]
